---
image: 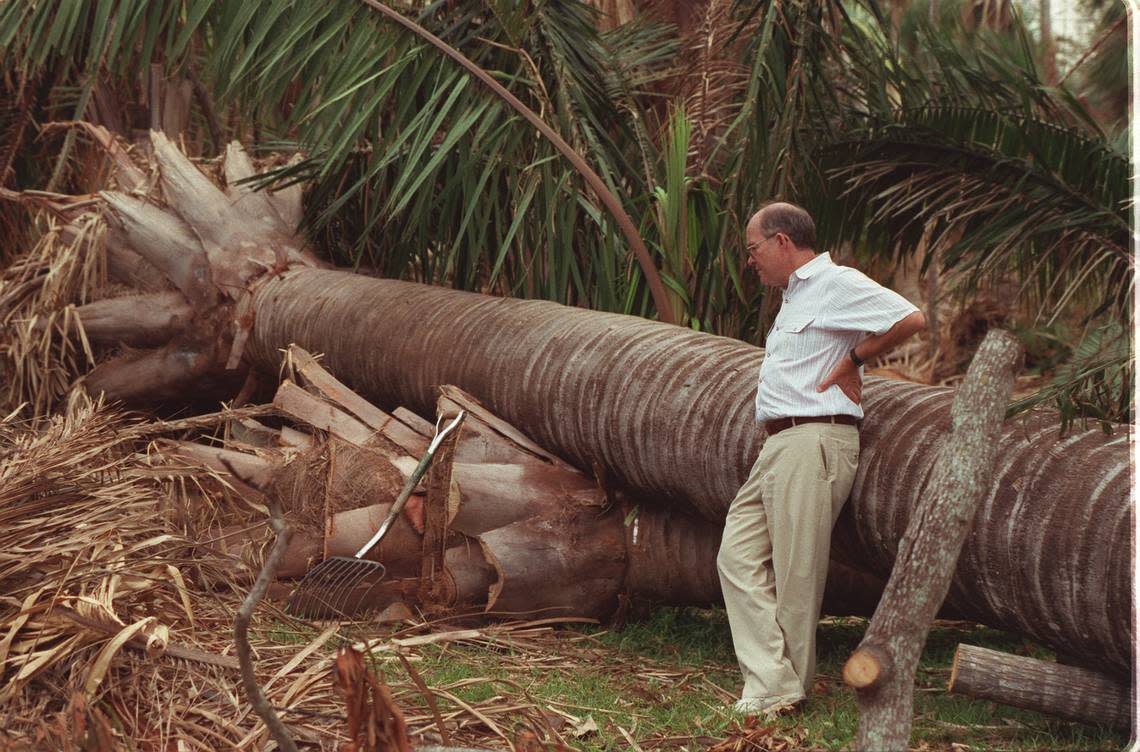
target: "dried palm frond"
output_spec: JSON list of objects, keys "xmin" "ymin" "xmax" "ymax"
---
[
  {"xmin": 0, "ymin": 396, "xmax": 283, "ymax": 748},
  {"xmin": 672, "ymin": 0, "xmax": 755, "ymax": 175},
  {"xmin": 0, "ymin": 394, "xmax": 612, "ymax": 748},
  {"xmin": 0, "ymin": 396, "xmax": 203, "ymax": 698},
  {"xmin": 585, "ymin": 0, "xmax": 637, "ymax": 30},
  {"xmin": 0, "ymin": 213, "xmax": 106, "ymax": 419}
]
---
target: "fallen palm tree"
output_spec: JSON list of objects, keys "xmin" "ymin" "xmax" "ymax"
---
[
  {"xmin": 2, "ymin": 130, "xmax": 1131, "ymax": 678},
  {"xmin": 173, "ymin": 357, "xmax": 1132, "ymax": 730}
]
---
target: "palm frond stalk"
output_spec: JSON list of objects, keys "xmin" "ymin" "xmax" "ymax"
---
[{"xmin": 357, "ymin": 0, "xmax": 675, "ymax": 323}]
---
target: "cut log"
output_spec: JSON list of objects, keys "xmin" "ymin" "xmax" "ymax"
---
[
  {"xmin": 273, "ymin": 380, "xmax": 374, "ymax": 447},
  {"xmin": 286, "ymin": 345, "xmax": 428, "ymax": 456},
  {"xmin": 393, "ymin": 407, "xmax": 434, "ymax": 439},
  {"xmin": 949, "ymin": 644, "xmax": 1132, "ymax": 729}
]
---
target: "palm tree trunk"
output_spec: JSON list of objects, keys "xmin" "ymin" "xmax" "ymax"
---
[
  {"xmin": 1039, "ymin": 0, "xmax": 1058, "ymax": 85},
  {"xmin": 76, "ymin": 134, "xmax": 1133, "ymax": 677}
]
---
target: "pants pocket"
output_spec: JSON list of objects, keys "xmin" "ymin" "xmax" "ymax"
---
[{"xmin": 817, "ymin": 435, "xmax": 834, "ymax": 483}]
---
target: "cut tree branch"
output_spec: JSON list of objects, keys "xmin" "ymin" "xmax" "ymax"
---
[
  {"xmin": 949, "ymin": 644, "xmax": 1132, "ymax": 729},
  {"xmin": 226, "ymin": 459, "xmax": 299, "ymax": 752},
  {"xmin": 845, "ymin": 329, "xmax": 1022, "ymax": 751}
]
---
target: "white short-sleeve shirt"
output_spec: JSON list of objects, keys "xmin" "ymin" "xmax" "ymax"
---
[{"xmin": 755, "ymin": 252, "xmax": 918, "ymax": 423}]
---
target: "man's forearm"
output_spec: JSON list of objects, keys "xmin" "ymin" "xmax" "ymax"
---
[{"xmin": 852, "ymin": 310, "xmax": 927, "ymax": 363}]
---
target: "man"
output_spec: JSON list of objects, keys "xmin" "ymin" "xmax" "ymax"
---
[{"xmin": 717, "ymin": 202, "xmax": 926, "ymax": 716}]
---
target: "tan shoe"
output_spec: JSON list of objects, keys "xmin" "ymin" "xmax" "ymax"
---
[
  {"xmin": 731, "ymin": 695, "xmax": 805, "ymax": 717},
  {"xmin": 762, "ymin": 698, "xmax": 806, "ymax": 719}
]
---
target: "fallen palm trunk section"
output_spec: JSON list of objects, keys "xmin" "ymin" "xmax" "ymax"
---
[
  {"xmin": 948, "ymin": 644, "xmax": 1132, "ymax": 729},
  {"xmin": 166, "ymin": 351, "xmax": 1130, "ymax": 731},
  {"xmin": 241, "ymin": 269, "xmax": 1131, "ymax": 677},
  {"xmin": 4, "ymin": 130, "xmax": 1131, "ymax": 679},
  {"xmin": 191, "ymin": 347, "xmax": 891, "ymax": 623}
]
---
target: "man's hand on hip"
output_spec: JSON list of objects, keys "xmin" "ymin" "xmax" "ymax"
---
[
  {"xmin": 817, "ymin": 357, "xmax": 862, "ymax": 404},
  {"xmin": 816, "ymin": 311, "xmax": 927, "ymax": 405}
]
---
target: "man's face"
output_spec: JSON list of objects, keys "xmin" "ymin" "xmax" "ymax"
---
[{"xmin": 745, "ymin": 222, "xmax": 783, "ymax": 287}]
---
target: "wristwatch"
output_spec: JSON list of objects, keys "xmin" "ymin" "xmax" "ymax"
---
[{"xmin": 849, "ymin": 347, "xmax": 865, "ymax": 367}]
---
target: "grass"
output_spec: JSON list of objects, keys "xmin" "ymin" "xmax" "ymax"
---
[{"xmin": 367, "ymin": 608, "xmax": 1131, "ymax": 751}]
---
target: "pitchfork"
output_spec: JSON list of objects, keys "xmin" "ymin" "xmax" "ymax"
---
[{"xmin": 286, "ymin": 410, "xmax": 466, "ymax": 618}]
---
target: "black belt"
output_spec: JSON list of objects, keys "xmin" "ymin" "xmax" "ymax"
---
[{"xmin": 764, "ymin": 415, "xmax": 860, "ymax": 437}]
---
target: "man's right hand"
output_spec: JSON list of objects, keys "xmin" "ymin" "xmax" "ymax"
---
[{"xmin": 817, "ymin": 356, "xmax": 863, "ymax": 405}]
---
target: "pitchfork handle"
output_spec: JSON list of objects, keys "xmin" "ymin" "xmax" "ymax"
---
[{"xmin": 353, "ymin": 411, "xmax": 466, "ymax": 559}]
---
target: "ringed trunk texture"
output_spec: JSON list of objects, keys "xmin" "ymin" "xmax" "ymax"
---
[{"xmin": 244, "ymin": 270, "xmax": 1131, "ymax": 676}]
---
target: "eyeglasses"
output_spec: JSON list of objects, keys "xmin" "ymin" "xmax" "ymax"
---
[{"xmin": 747, "ymin": 233, "xmax": 779, "ymax": 255}]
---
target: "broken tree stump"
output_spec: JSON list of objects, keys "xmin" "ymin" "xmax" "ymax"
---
[
  {"xmin": 949, "ymin": 644, "xmax": 1133, "ymax": 729},
  {"xmin": 844, "ymin": 329, "xmax": 1022, "ymax": 752}
]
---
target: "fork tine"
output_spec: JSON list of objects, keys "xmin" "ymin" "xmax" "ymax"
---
[
  {"xmin": 329, "ymin": 563, "xmax": 373, "ymax": 618},
  {"xmin": 336, "ymin": 561, "xmax": 384, "ymax": 618},
  {"xmin": 311, "ymin": 557, "xmax": 348, "ymax": 585},
  {"xmin": 287, "ymin": 557, "xmax": 386, "ymax": 619},
  {"xmin": 289, "ymin": 558, "xmax": 347, "ymax": 617},
  {"xmin": 310, "ymin": 560, "xmax": 356, "ymax": 617}
]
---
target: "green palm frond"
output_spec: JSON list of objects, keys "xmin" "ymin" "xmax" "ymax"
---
[
  {"xmin": 1008, "ymin": 318, "xmax": 1133, "ymax": 432},
  {"xmin": 197, "ymin": 0, "xmax": 674, "ymax": 316},
  {"xmin": 1074, "ymin": 0, "xmax": 1127, "ymax": 129},
  {"xmin": 816, "ymin": 105, "xmax": 1130, "ymax": 316},
  {"xmin": 804, "ymin": 9, "xmax": 1130, "ymax": 320},
  {"xmin": 2, "ymin": 0, "xmax": 1131, "ymax": 425}
]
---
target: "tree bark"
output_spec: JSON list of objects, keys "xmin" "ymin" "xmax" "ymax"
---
[
  {"xmin": 60, "ymin": 133, "xmax": 1134, "ymax": 676},
  {"xmin": 230, "ymin": 488, "xmax": 299, "ymax": 752},
  {"xmin": 949, "ymin": 644, "xmax": 1132, "ymax": 729},
  {"xmin": 1039, "ymin": 0, "xmax": 1057, "ymax": 85},
  {"xmin": 845, "ymin": 329, "xmax": 1022, "ymax": 751}
]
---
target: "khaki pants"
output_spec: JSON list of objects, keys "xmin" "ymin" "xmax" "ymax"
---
[{"xmin": 716, "ymin": 422, "xmax": 859, "ymax": 704}]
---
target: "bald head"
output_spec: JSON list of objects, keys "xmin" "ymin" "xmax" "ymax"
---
[{"xmin": 750, "ymin": 202, "xmax": 816, "ymax": 251}]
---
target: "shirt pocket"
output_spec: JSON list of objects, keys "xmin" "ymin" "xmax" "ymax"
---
[{"xmin": 779, "ymin": 315, "xmax": 814, "ymax": 334}]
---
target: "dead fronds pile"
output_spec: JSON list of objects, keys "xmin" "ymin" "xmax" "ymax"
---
[
  {"xmin": 0, "ymin": 398, "xmax": 617, "ymax": 750},
  {"xmin": 0, "ymin": 211, "xmax": 106, "ymax": 419},
  {"xmin": 0, "ymin": 394, "xmax": 246, "ymax": 747}
]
